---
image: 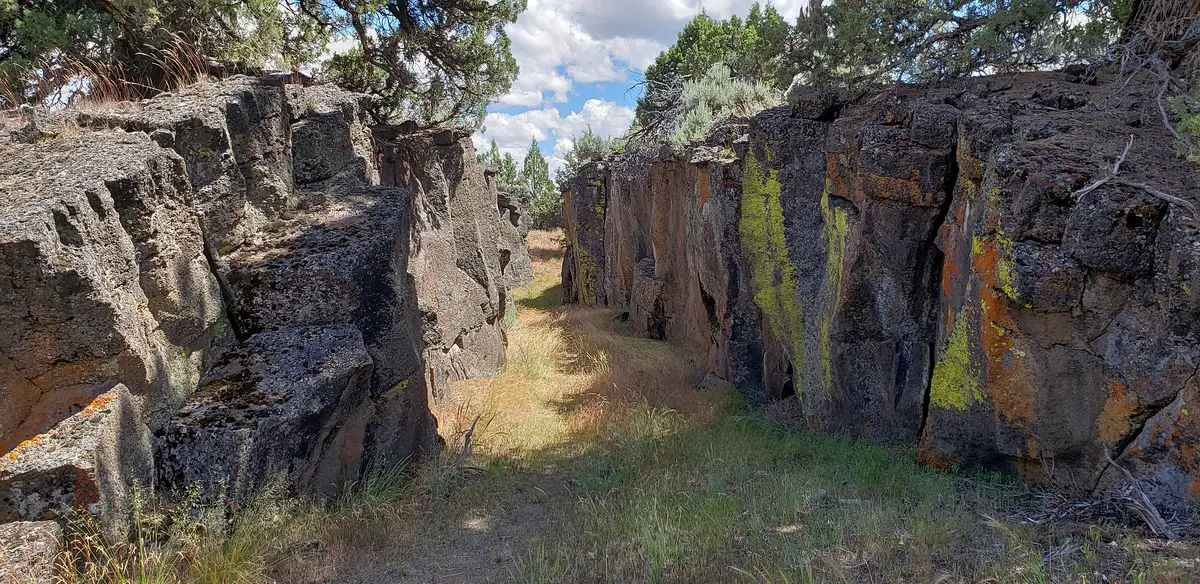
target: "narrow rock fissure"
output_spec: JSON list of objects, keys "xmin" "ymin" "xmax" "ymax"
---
[
  {"xmin": 915, "ymin": 142, "xmax": 959, "ymax": 436},
  {"xmin": 199, "ymin": 222, "xmax": 250, "ymax": 343},
  {"xmin": 1103, "ymin": 364, "xmax": 1200, "ymax": 490}
]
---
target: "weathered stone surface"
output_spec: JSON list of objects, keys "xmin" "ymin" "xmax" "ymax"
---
[
  {"xmin": 381, "ymin": 130, "xmax": 513, "ymax": 400},
  {"xmin": 82, "ymin": 78, "xmax": 297, "ymax": 252},
  {"xmin": 0, "ymin": 521, "xmax": 61, "ymax": 584},
  {"xmin": 0, "ymin": 77, "xmax": 529, "ymax": 535},
  {"xmin": 0, "ymin": 385, "xmax": 151, "ymax": 540},
  {"xmin": 562, "ymin": 163, "xmax": 609, "ymax": 307},
  {"xmin": 497, "ymin": 189, "xmax": 535, "ymax": 294},
  {"xmin": 0, "ymin": 130, "xmax": 225, "ymax": 449},
  {"xmin": 156, "ymin": 326, "xmax": 373, "ymax": 502},
  {"xmin": 288, "ymin": 85, "xmax": 377, "ymax": 187},
  {"xmin": 563, "ymin": 70, "xmax": 1200, "ymax": 502}
]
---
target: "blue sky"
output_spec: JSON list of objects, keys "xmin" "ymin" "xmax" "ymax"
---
[{"xmin": 472, "ymin": 0, "xmax": 807, "ymax": 175}]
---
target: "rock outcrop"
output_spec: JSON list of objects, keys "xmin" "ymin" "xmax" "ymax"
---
[
  {"xmin": 562, "ymin": 70, "xmax": 1200, "ymax": 506},
  {"xmin": 0, "ymin": 76, "xmax": 531, "ymax": 544}
]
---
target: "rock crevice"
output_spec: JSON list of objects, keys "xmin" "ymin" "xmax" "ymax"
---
[
  {"xmin": 563, "ymin": 71, "xmax": 1200, "ymax": 506},
  {"xmin": 0, "ymin": 76, "xmax": 532, "ymax": 539}
]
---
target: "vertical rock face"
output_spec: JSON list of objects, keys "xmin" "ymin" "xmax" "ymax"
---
[
  {"xmin": 562, "ymin": 71, "xmax": 1200, "ymax": 504},
  {"xmin": 0, "ymin": 76, "xmax": 529, "ymax": 534}
]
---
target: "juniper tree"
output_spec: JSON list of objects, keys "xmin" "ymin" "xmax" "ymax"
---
[
  {"xmin": 1, "ymin": 0, "xmax": 524, "ymax": 128},
  {"xmin": 518, "ymin": 138, "xmax": 559, "ymax": 227},
  {"xmin": 555, "ymin": 127, "xmax": 615, "ymax": 189}
]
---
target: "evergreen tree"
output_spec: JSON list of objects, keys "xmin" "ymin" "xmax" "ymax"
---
[
  {"xmin": 636, "ymin": 3, "xmax": 787, "ymax": 127},
  {"xmin": 316, "ymin": 0, "xmax": 524, "ymax": 127},
  {"xmin": 781, "ymin": 0, "xmax": 1123, "ymax": 88},
  {"xmin": 500, "ymin": 152, "xmax": 519, "ymax": 188},
  {"xmin": 0, "ymin": 0, "xmax": 526, "ymax": 127},
  {"xmin": 518, "ymin": 137, "xmax": 559, "ymax": 227},
  {"xmin": 556, "ymin": 126, "xmax": 615, "ymax": 189},
  {"xmin": 480, "ymin": 139, "xmax": 519, "ymax": 189}
]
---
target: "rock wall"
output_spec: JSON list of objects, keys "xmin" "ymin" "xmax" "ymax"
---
[
  {"xmin": 562, "ymin": 70, "xmax": 1200, "ymax": 506},
  {"xmin": 0, "ymin": 76, "xmax": 531, "ymax": 537}
]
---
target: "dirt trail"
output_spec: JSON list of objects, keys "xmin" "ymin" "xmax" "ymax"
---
[
  {"xmin": 372, "ymin": 230, "xmax": 618, "ymax": 583},
  {"xmin": 323, "ymin": 230, "xmax": 1199, "ymax": 584}
]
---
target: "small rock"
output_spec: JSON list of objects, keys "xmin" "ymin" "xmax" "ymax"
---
[{"xmin": 809, "ymin": 489, "xmax": 829, "ymax": 506}]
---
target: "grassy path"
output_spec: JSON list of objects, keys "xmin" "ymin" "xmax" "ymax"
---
[
  {"xmin": 295, "ymin": 231, "xmax": 1196, "ymax": 584},
  {"xmin": 49, "ymin": 233, "xmax": 1197, "ymax": 584}
]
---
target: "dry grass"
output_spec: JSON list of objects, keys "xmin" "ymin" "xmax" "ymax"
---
[
  {"xmin": 1, "ymin": 33, "xmax": 210, "ymax": 111},
  {"xmin": 50, "ymin": 229, "xmax": 1200, "ymax": 583}
]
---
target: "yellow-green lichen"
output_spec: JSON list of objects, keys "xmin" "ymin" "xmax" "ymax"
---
[
  {"xmin": 995, "ymin": 227, "xmax": 1018, "ymax": 301},
  {"xmin": 819, "ymin": 179, "xmax": 849, "ymax": 394},
  {"xmin": 740, "ymin": 148, "xmax": 806, "ymax": 376},
  {"xmin": 971, "ymin": 236, "xmax": 984, "ymax": 256},
  {"xmin": 929, "ymin": 310, "xmax": 985, "ymax": 411},
  {"xmin": 383, "ymin": 380, "xmax": 410, "ymax": 399},
  {"xmin": 1182, "ymin": 282, "xmax": 1194, "ymax": 296}
]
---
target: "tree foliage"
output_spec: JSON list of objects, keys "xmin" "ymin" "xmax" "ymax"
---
[
  {"xmin": 314, "ymin": 0, "xmax": 524, "ymax": 127},
  {"xmin": 480, "ymin": 138, "xmax": 519, "ymax": 188},
  {"xmin": 636, "ymin": 2, "xmax": 787, "ymax": 127},
  {"xmin": 517, "ymin": 137, "xmax": 560, "ymax": 227},
  {"xmin": 1, "ymin": 0, "xmax": 325, "ymax": 103},
  {"xmin": 626, "ymin": 0, "xmax": 1132, "ymax": 158},
  {"xmin": 782, "ymin": 0, "xmax": 1123, "ymax": 87},
  {"xmin": 555, "ymin": 126, "xmax": 615, "ymax": 189},
  {"xmin": 0, "ymin": 0, "xmax": 525, "ymax": 128}
]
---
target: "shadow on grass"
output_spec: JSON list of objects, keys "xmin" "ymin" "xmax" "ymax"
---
[
  {"xmin": 529, "ymin": 245, "xmax": 565, "ymax": 264},
  {"xmin": 516, "ymin": 283, "xmax": 563, "ymax": 310}
]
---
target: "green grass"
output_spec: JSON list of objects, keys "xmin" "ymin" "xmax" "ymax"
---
[
  {"xmin": 508, "ymin": 399, "xmax": 1018, "ymax": 583},
  {"xmin": 51, "ymin": 229, "xmax": 1198, "ymax": 584}
]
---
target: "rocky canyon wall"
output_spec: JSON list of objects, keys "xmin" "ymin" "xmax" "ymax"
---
[
  {"xmin": 0, "ymin": 76, "xmax": 531, "ymax": 554},
  {"xmin": 562, "ymin": 70, "xmax": 1200, "ymax": 507}
]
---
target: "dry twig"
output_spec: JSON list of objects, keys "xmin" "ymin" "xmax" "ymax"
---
[
  {"xmin": 1073, "ymin": 135, "xmax": 1198, "ymax": 221},
  {"xmin": 1102, "ymin": 445, "xmax": 1178, "ymax": 541}
]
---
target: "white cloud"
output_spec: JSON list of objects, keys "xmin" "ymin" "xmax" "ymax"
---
[
  {"xmin": 473, "ymin": 99, "xmax": 635, "ymax": 175},
  {"xmin": 481, "ymin": 1, "xmax": 803, "ymax": 172},
  {"xmin": 497, "ymin": 0, "xmax": 806, "ymax": 107}
]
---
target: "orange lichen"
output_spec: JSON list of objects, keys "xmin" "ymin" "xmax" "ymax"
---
[
  {"xmin": 82, "ymin": 392, "xmax": 115, "ymax": 417},
  {"xmin": 973, "ymin": 237, "xmax": 1038, "ymax": 450},
  {"xmin": 1096, "ymin": 380, "xmax": 1138, "ymax": 445},
  {"xmin": 696, "ymin": 166, "xmax": 711, "ymax": 207}
]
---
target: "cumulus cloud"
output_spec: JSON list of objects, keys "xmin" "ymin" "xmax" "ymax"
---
[
  {"xmin": 499, "ymin": 0, "xmax": 806, "ymax": 107},
  {"xmin": 474, "ymin": 99, "xmax": 635, "ymax": 175},
  {"xmin": 483, "ymin": 0, "xmax": 803, "ymax": 172}
]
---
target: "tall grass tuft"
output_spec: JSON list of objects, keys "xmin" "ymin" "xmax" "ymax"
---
[{"xmin": 1, "ymin": 33, "xmax": 211, "ymax": 111}]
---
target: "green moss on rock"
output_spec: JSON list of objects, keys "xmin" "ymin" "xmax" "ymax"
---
[
  {"xmin": 819, "ymin": 179, "xmax": 849, "ymax": 394},
  {"xmin": 930, "ymin": 310, "xmax": 984, "ymax": 411}
]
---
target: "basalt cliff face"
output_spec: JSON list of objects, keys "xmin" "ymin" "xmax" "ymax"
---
[
  {"xmin": 0, "ymin": 76, "xmax": 531, "ymax": 568},
  {"xmin": 562, "ymin": 70, "xmax": 1200, "ymax": 507}
]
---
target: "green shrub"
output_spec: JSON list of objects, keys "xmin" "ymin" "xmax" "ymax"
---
[{"xmin": 672, "ymin": 63, "xmax": 780, "ymax": 150}]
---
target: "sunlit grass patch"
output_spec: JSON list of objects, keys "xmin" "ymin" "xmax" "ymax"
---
[{"xmin": 51, "ymin": 230, "xmax": 1199, "ymax": 583}]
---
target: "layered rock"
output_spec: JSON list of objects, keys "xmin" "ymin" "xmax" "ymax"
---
[
  {"xmin": 562, "ymin": 70, "xmax": 1200, "ymax": 504},
  {"xmin": 0, "ymin": 76, "xmax": 529, "ymax": 544},
  {"xmin": 0, "ymin": 385, "xmax": 151, "ymax": 540}
]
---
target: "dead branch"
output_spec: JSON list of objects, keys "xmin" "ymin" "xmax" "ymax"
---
[
  {"xmin": 1157, "ymin": 80, "xmax": 1184, "ymax": 142},
  {"xmin": 1073, "ymin": 135, "xmax": 1198, "ymax": 221},
  {"xmin": 1103, "ymin": 445, "xmax": 1178, "ymax": 541},
  {"xmin": 1111, "ymin": 134, "xmax": 1134, "ymax": 174}
]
